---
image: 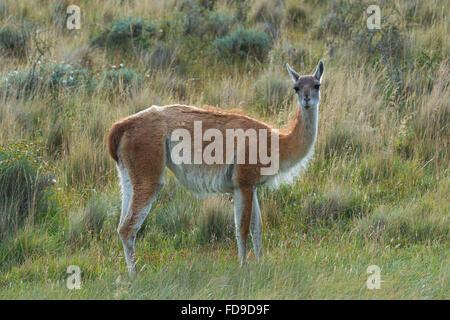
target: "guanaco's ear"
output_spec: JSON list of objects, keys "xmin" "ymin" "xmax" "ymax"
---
[
  {"xmin": 286, "ymin": 63, "xmax": 300, "ymax": 83},
  {"xmin": 314, "ymin": 60, "xmax": 324, "ymax": 82}
]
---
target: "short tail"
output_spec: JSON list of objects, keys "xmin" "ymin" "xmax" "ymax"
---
[{"xmin": 107, "ymin": 120, "xmax": 130, "ymax": 163}]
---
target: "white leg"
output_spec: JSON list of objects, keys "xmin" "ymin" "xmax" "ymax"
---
[
  {"xmin": 233, "ymin": 186, "xmax": 253, "ymax": 264},
  {"xmin": 117, "ymin": 162, "xmax": 132, "ymax": 225},
  {"xmin": 250, "ymin": 189, "xmax": 262, "ymax": 260},
  {"xmin": 233, "ymin": 188, "xmax": 245, "ymax": 263},
  {"xmin": 117, "ymin": 169, "xmax": 163, "ymax": 276},
  {"xmin": 118, "ymin": 198, "xmax": 155, "ymax": 276}
]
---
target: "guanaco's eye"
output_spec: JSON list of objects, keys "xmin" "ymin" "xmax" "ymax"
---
[
  {"xmin": 293, "ymin": 86, "xmax": 299, "ymax": 92},
  {"xmin": 314, "ymin": 84, "xmax": 321, "ymax": 90}
]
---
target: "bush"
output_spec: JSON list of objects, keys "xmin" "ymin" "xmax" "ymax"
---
[
  {"xmin": 45, "ymin": 117, "xmax": 71, "ymax": 158},
  {"xmin": 0, "ymin": 63, "xmax": 97, "ymax": 99},
  {"xmin": 268, "ymin": 43, "xmax": 308, "ymax": 67},
  {"xmin": 45, "ymin": 63, "xmax": 97, "ymax": 91},
  {"xmin": 353, "ymin": 198, "xmax": 448, "ymax": 245},
  {"xmin": 101, "ymin": 68, "xmax": 142, "ymax": 94},
  {"xmin": 196, "ymin": 198, "xmax": 234, "ymax": 244},
  {"xmin": 180, "ymin": 3, "xmax": 207, "ymax": 37},
  {"xmin": 284, "ymin": 0, "xmax": 309, "ymax": 26},
  {"xmin": 61, "ymin": 134, "xmax": 111, "ymax": 188},
  {"xmin": 63, "ymin": 45, "xmax": 94, "ymax": 69},
  {"xmin": 179, "ymin": 3, "xmax": 233, "ymax": 39},
  {"xmin": 0, "ymin": 23, "xmax": 32, "ymax": 59},
  {"xmin": 141, "ymin": 42, "xmax": 180, "ymax": 71},
  {"xmin": 315, "ymin": 1, "xmax": 363, "ymax": 39},
  {"xmin": 0, "ymin": 142, "xmax": 53, "ymax": 239},
  {"xmin": 0, "ymin": 64, "xmax": 143, "ymax": 99},
  {"xmin": 206, "ymin": 11, "xmax": 235, "ymax": 38},
  {"xmin": 68, "ymin": 195, "xmax": 109, "ymax": 244},
  {"xmin": 250, "ymin": 0, "xmax": 283, "ymax": 27},
  {"xmin": 300, "ymin": 186, "xmax": 363, "ymax": 232},
  {"xmin": 255, "ymin": 22, "xmax": 279, "ymax": 40},
  {"xmin": 91, "ymin": 17, "xmax": 157, "ymax": 51},
  {"xmin": 212, "ymin": 27, "xmax": 272, "ymax": 61}
]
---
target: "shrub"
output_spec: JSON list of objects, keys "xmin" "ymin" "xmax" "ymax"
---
[
  {"xmin": 206, "ymin": 11, "xmax": 235, "ymax": 38},
  {"xmin": 45, "ymin": 117, "xmax": 71, "ymax": 158},
  {"xmin": 268, "ymin": 42, "xmax": 308, "ymax": 67},
  {"xmin": 91, "ymin": 17, "xmax": 157, "ymax": 51},
  {"xmin": 152, "ymin": 195, "xmax": 233, "ymax": 245},
  {"xmin": 180, "ymin": 3, "xmax": 207, "ymax": 37},
  {"xmin": 255, "ymin": 22, "xmax": 279, "ymax": 40},
  {"xmin": 61, "ymin": 134, "xmax": 111, "ymax": 188},
  {"xmin": 353, "ymin": 197, "xmax": 449, "ymax": 245},
  {"xmin": 284, "ymin": 0, "xmax": 309, "ymax": 26},
  {"xmin": 0, "ymin": 23, "xmax": 32, "ymax": 59},
  {"xmin": 300, "ymin": 186, "xmax": 363, "ymax": 232},
  {"xmin": 63, "ymin": 45, "xmax": 95, "ymax": 69},
  {"xmin": 212, "ymin": 27, "xmax": 272, "ymax": 61},
  {"xmin": 101, "ymin": 68, "xmax": 142, "ymax": 93},
  {"xmin": 0, "ymin": 63, "xmax": 97, "ymax": 99},
  {"xmin": 68, "ymin": 195, "xmax": 109, "ymax": 244},
  {"xmin": 154, "ymin": 200, "xmax": 195, "ymax": 236},
  {"xmin": 0, "ymin": 142, "xmax": 53, "ymax": 239},
  {"xmin": 45, "ymin": 63, "xmax": 97, "ymax": 92},
  {"xmin": 315, "ymin": 1, "xmax": 363, "ymax": 39},
  {"xmin": 250, "ymin": 0, "xmax": 283, "ymax": 27},
  {"xmin": 141, "ymin": 42, "xmax": 180, "ymax": 71},
  {"xmin": 196, "ymin": 198, "xmax": 233, "ymax": 244}
]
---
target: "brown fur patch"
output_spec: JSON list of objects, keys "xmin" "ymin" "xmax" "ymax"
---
[
  {"xmin": 107, "ymin": 119, "xmax": 131, "ymax": 163},
  {"xmin": 239, "ymin": 186, "xmax": 254, "ymax": 243}
]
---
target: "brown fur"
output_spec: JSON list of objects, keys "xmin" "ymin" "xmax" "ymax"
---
[
  {"xmin": 107, "ymin": 119, "xmax": 131, "ymax": 163},
  {"xmin": 239, "ymin": 185, "xmax": 254, "ymax": 251}
]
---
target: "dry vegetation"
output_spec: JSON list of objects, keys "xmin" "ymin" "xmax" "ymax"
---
[{"xmin": 0, "ymin": 0, "xmax": 448, "ymax": 299}]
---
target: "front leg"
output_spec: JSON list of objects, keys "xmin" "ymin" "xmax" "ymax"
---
[
  {"xmin": 233, "ymin": 185, "xmax": 254, "ymax": 264},
  {"xmin": 250, "ymin": 188, "xmax": 262, "ymax": 260}
]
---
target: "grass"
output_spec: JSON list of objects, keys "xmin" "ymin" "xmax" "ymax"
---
[
  {"xmin": 0, "ymin": 241, "xmax": 447, "ymax": 299},
  {"xmin": 0, "ymin": 0, "xmax": 448, "ymax": 299}
]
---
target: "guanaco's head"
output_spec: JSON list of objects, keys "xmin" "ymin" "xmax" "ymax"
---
[{"xmin": 286, "ymin": 61, "xmax": 324, "ymax": 110}]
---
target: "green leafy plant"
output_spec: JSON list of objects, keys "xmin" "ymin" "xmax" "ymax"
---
[
  {"xmin": 212, "ymin": 27, "xmax": 272, "ymax": 61},
  {"xmin": 0, "ymin": 142, "xmax": 53, "ymax": 239}
]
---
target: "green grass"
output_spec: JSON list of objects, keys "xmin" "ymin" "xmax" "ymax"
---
[
  {"xmin": 0, "ymin": 0, "xmax": 448, "ymax": 299},
  {"xmin": 0, "ymin": 240, "xmax": 447, "ymax": 299}
]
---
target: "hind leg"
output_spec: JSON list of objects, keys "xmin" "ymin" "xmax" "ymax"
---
[
  {"xmin": 118, "ymin": 180, "xmax": 163, "ymax": 275},
  {"xmin": 117, "ymin": 161, "xmax": 133, "ymax": 225},
  {"xmin": 116, "ymin": 135, "xmax": 166, "ymax": 276}
]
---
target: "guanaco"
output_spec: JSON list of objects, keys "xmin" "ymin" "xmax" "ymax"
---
[{"xmin": 108, "ymin": 61, "xmax": 324, "ymax": 274}]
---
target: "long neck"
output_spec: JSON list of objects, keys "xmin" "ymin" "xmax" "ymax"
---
[{"xmin": 278, "ymin": 106, "xmax": 318, "ymax": 169}]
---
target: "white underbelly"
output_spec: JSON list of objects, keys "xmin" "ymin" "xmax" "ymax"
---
[{"xmin": 166, "ymin": 162, "xmax": 235, "ymax": 196}]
